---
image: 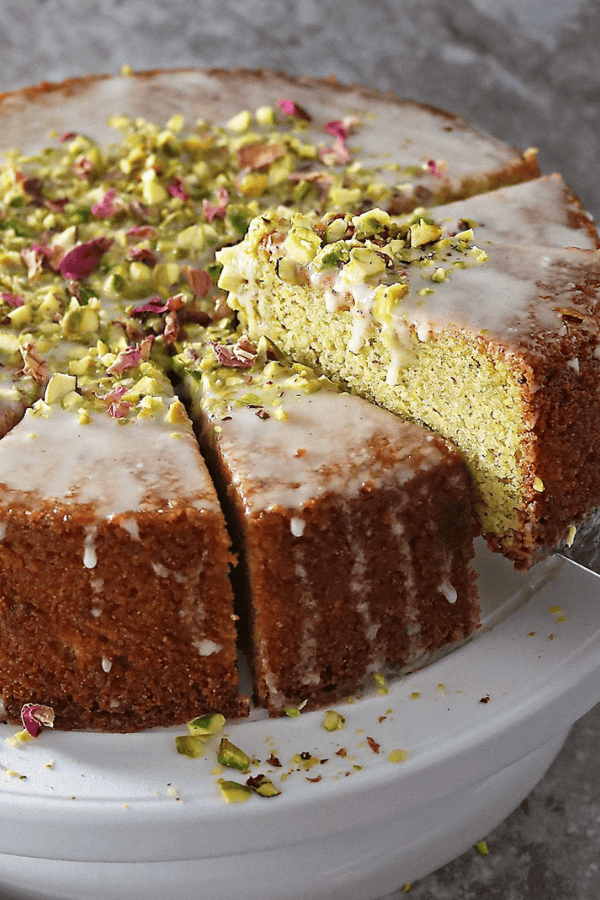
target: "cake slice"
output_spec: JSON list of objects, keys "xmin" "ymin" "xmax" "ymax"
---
[
  {"xmin": 177, "ymin": 332, "xmax": 479, "ymax": 714},
  {"xmin": 218, "ymin": 195, "xmax": 600, "ymax": 568},
  {"xmin": 0, "ymin": 364, "xmax": 244, "ymax": 731},
  {"xmin": 430, "ymin": 174, "xmax": 599, "ymax": 250}
]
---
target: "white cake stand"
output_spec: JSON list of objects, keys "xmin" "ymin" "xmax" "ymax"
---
[{"xmin": 1, "ymin": 541, "xmax": 600, "ymax": 900}]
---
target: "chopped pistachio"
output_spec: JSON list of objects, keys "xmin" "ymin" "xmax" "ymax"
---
[
  {"xmin": 44, "ymin": 373, "xmax": 77, "ymax": 406},
  {"xmin": 187, "ymin": 712, "xmax": 226, "ymax": 736},
  {"xmin": 246, "ymin": 773, "xmax": 282, "ymax": 797},
  {"xmin": 226, "ymin": 109, "xmax": 252, "ymax": 132},
  {"xmin": 322, "ymin": 710, "xmax": 346, "ymax": 732},
  {"xmin": 217, "ymin": 778, "xmax": 253, "ymax": 803},
  {"xmin": 343, "ymin": 246, "xmax": 387, "ymax": 283},
  {"xmin": 388, "ymin": 749, "xmax": 409, "ymax": 764},
  {"xmin": 217, "ymin": 737, "xmax": 251, "ymax": 772},
  {"xmin": 255, "ymin": 105, "xmax": 277, "ymax": 126},
  {"xmin": 410, "ymin": 219, "xmax": 442, "ymax": 247},
  {"xmin": 175, "ymin": 734, "xmax": 207, "ymax": 759}
]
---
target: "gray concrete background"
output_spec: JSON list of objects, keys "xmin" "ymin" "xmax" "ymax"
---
[{"xmin": 1, "ymin": 2, "xmax": 599, "ymax": 897}]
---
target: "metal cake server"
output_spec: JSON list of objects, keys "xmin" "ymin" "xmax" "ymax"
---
[{"xmin": 555, "ymin": 507, "xmax": 600, "ymax": 577}]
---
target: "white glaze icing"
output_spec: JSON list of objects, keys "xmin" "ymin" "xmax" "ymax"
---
[
  {"xmin": 193, "ymin": 639, "xmax": 222, "ymax": 657},
  {"xmin": 432, "ymin": 174, "xmax": 598, "ymax": 251},
  {"xmin": 202, "ymin": 389, "xmax": 443, "ymax": 514},
  {"xmin": 0, "ymin": 405, "xmax": 220, "ymax": 518}
]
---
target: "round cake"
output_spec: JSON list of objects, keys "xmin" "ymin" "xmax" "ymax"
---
[{"xmin": 0, "ymin": 68, "xmax": 596, "ymax": 732}]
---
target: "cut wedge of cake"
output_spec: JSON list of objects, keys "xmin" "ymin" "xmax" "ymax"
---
[
  {"xmin": 218, "ymin": 182, "xmax": 600, "ymax": 568},
  {"xmin": 0, "ymin": 367, "xmax": 244, "ymax": 731},
  {"xmin": 177, "ymin": 332, "xmax": 479, "ymax": 714}
]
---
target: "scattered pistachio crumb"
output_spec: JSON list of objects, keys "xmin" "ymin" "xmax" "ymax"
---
[
  {"xmin": 388, "ymin": 748, "xmax": 409, "ymax": 764},
  {"xmin": 6, "ymin": 729, "xmax": 34, "ymax": 747},
  {"xmin": 217, "ymin": 737, "xmax": 251, "ymax": 772},
  {"xmin": 217, "ymin": 778, "xmax": 252, "ymax": 803},
  {"xmin": 284, "ymin": 699, "xmax": 308, "ymax": 717},
  {"xmin": 475, "ymin": 840, "xmax": 489, "ymax": 856},
  {"xmin": 373, "ymin": 672, "xmax": 389, "ymax": 694},
  {"xmin": 533, "ymin": 476, "xmax": 545, "ymax": 492},
  {"xmin": 322, "ymin": 710, "xmax": 345, "ymax": 732}
]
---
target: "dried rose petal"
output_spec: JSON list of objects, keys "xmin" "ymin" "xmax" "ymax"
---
[
  {"xmin": 45, "ymin": 197, "xmax": 69, "ymax": 213},
  {"xmin": 108, "ymin": 399, "xmax": 131, "ymax": 418},
  {"xmin": 202, "ymin": 187, "xmax": 229, "ymax": 222},
  {"xmin": 92, "ymin": 188, "xmax": 120, "ymax": 218},
  {"xmin": 130, "ymin": 296, "xmax": 169, "ymax": 317},
  {"xmin": 168, "ymin": 177, "xmax": 189, "ymax": 201},
  {"xmin": 59, "ymin": 131, "xmax": 77, "ymax": 142},
  {"xmin": 22, "ymin": 177, "xmax": 45, "ymax": 205},
  {"xmin": 126, "ymin": 224, "xmax": 157, "ymax": 240},
  {"xmin": 318, "ymin": 137, "xmax": 350, "ymax": 166},
  {"xmin": 209, "ymin": 338, "xmax": 257, "ymax": 369},
  {"xmin": 324, "ymin": 119, "xmax": 349, "ymax": 142},
  {"xmin": 106, "ymin": 345, "xmax": 143, "ymax": 375},
  {"xmin": 2, "ymin": 292, "xmax": 24, "ymax": 308},
  {"xmin": 21, "ymin": 703, "xmax": 55, "ymax": 738},
  {"xmin": 19, "ymin": 342, "xmax": 49, "ymax": 386},
  {"xmin": 21, "ymin": 246, "xmax": 47, "ymax": 281},
  {"xmin": 277, "ymin": 99, "xmax": 312, "ymax": 121},
  {"xmin": 58, "ymin": 237, "xmax": 112, "ymax": 280},
  {"xmin": 96, "ymin": 384, "xmax": 131, "ymax": 418},
  {"xmin": 73, "ymin": 157, "xmax": 93, "ymax": 179},
  {"xmin": 236, "ymin": 141, "xmax": 286, "ymax": 171},
  {"xmin": 128, "ymin": 246, "xmax": 159, "ymax": 267},
  {"xmin": 426, "ymin": 159, "xmax": 447, "ymax": 178},
  {"xmin": 183, "ymin": 266, "xmax": 211, "ymax": 297},
  {"xmin": 163, "ymin": 310, "xmax": 180, "ymax": 345}
]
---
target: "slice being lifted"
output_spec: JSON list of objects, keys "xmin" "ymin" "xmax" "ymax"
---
[
  {"xmin": 177, "ymin": 332, "xmax": 479, "ymax": 714},
  {"xmin": 218, "ymin": 180, "xmax": 600, "ymax": 568}
]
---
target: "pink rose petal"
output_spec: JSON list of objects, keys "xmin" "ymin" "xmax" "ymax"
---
[
  {"xmin": 183, "ymin": 266, "xmax": 211, "ymax": 297},
  {"xmin": 58, "ymin": 237, "xmax": 112, "ymax": 280},
  {"xmin": 277, "ymin": 99, "xmax": 312, "ymax": 121},
  {"xmin": 168, "ymin": 177, "xmax": 189, "ymax": 201},
  {"xmin": 92, "ymin": 188, "xmax": 119, "ymax": 218},
  {"xmin": 1, "ymin": 292, "xmax": 24, "ymax": 308},
  {"xmin": 21, "ymin": 703, "xmax": 55, "ymax": 738},
  {"xmin": 209, "ymin": 338, "xmax": 257, "ymax": 368},
  {"xmin": 202, "ymin": 187, "xmax": 229, "ymax": 222}
]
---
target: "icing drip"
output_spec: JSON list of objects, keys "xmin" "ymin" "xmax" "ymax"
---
[
  {"xmin": 83, "ymin": 526, "xmax": 98, "ymax": 570},
  {"xmin": 290, "ymin": 517, "xmax": 305, "ymax": 537}
]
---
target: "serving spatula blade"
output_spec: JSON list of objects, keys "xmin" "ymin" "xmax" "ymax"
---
[{"xmin": 556, "ymin": 507, "xmax": 600, "ymax": 576}]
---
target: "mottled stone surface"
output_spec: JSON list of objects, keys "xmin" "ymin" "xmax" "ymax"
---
[{"xmin": 0, "ymin": 2, "xmax": 599, "ymax": 897}]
